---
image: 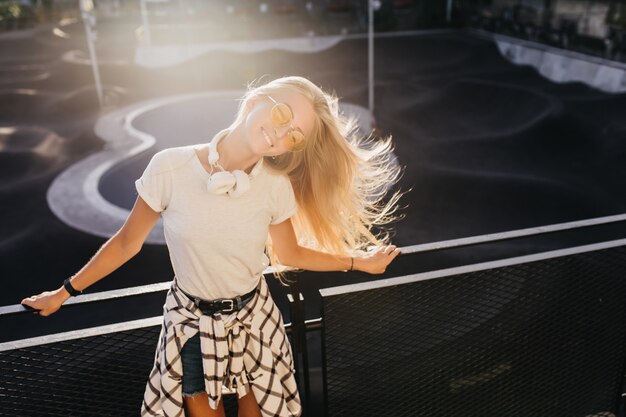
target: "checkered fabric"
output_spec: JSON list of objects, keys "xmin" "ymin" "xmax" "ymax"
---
[{"xmin": 140, "ymin": 276, "xmax": 302, "ymax": 417}]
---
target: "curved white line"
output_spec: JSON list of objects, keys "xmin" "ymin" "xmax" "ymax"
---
[{"xmin": 47, "ymin": 91, "xmax": 374, "ymax": 244}]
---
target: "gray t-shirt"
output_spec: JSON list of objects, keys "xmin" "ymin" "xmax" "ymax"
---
[{"xmin": 135, "ymin": 145, "xmax": 297, "ymax": 300}]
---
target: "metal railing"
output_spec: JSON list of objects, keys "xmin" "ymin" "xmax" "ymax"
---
[
  {"xmin": 2, "ymin": 213, "xmax": 626, "ymax": 416},
  {"xmin": 319, "ymin": 239, "xmax": 626, "ymax": 416}
]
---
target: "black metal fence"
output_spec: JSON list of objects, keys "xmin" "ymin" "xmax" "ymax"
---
[
  {"xmin": 2, "ymin": 214, "xmax": 626, "ymax": 416},
  {"xmin": 321, "ymin": 240, "xmax": 626, "ymax": 417},
  {"xmin": 0, "ymin": 322, "xmax": 161, "ymax": 417}
]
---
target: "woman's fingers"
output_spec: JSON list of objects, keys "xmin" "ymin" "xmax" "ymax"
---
[
  {"xmin": 360, "ymin": 244, "xmax": 402, "ymax": 274},
  {"xmin": 368, "ymin": 245, "xmax": 400, "ymax": 273},
  {"xmin": 21, "ymin": 297, "xmax": 35, "ymax": 306},
  {"xmin": 21, "ymin": 292, "xmax": 57, "ymax": 316},
  {"xmin": 378, "ymin": 245, "xmax": 399, "ymax": 258},
  {"xmin": 21, "ymin": 301, "xmax": 42, "ymax": 315},
  {"xmin": 22, "ymin": 294, "xmax": 42, "ymax": 305},
  {"xmin": 21, "ymin": 297, "xmax": 42, "ymax": 314},
  {"xmin": 384, "ymin": 245, "xmax": 397, "ymax": 255},
  {"xmin": 382, "ymin": 247, "xmax": 400, "ymax": 265}
]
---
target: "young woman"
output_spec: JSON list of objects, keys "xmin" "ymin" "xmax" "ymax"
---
[{"xmin": 21, "ymin": 76, "xmax": 402, "ymax": 417}]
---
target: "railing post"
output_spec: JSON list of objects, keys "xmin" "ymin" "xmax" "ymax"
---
[{"xmin": 287, "ymin": 275, "xmax": 311, "ymax": 416}]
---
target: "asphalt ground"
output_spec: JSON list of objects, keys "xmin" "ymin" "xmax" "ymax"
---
[{"xmin": 1, "ymin": 21, "xmax": 625, "ymax": 339}]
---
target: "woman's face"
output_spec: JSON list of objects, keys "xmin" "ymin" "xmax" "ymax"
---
[{"xmin": 244, "ymin": 89, "xmax": 316, "ymax": 157}]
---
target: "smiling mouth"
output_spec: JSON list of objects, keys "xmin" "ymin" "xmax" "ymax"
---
[{"xmin": 261, "ymin": 127, "xmax": 273, "ymax": 147}]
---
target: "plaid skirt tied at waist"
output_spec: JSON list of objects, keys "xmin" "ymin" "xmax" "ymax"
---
[{"xmin": 140, "ymin": 275, "xmax": 302, "ymax": 417}]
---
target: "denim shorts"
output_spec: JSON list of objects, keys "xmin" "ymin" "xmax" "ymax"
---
[
  {"xmin": 180, "ymin": 312, "xmax": 237, "ymax": 396},
  {"xmin": 180, "ymin": 332, "xmax": 205, "ymax": 396}
]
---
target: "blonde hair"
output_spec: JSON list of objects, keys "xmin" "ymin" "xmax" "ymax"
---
[{"xmin": 232, "ymin": 76, "xmax": 403, "ymax": 282}]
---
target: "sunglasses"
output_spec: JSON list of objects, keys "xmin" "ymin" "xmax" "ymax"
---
[{"xmin": 266, "ymin": 95, "xmax": 306, "ymax": 152}]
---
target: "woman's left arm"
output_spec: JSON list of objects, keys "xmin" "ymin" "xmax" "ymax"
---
[{"xmin": 269, "ymin": 218, "xmax": 401, "ymax": 275}]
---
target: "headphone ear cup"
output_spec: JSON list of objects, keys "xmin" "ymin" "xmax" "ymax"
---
[
  {"xmin": 227, "ymin": 170, "xmax": 250, "ymax": 198},
  {"xmin": 207, "ymin": 171, "xmax": 237, "ymax": 195},
  {"xmin": 208, "ymin": 141, "xmax": 220, "ymax": 166}
]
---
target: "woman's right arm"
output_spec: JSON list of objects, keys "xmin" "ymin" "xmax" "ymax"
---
[{"xmin": 20, "ymin": 196, "xmax": 161, "ymax": 316}]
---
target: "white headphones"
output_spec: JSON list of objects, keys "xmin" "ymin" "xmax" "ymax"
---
[{"xmin": 205, "ymin": 131, "xmax": 262, "ymax": 198}]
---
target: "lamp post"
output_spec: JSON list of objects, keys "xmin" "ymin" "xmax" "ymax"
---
[
  {"xmin": 139, "ymin": 0, "xmax": 152, "ymax": 46},
  {"xmin": 368, "ymin": 0, "xmax": 377, "ymax": 116},
  {"xmin": 79, "ymin": 0, "xmax": 103, "ymax": 108}
]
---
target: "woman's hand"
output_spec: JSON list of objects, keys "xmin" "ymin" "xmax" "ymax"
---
[
  {"xmin": 354, "ymin": 245, "xmax": 401, "ymax": 274},
  {"xmin": 21, "ymin": 287, "xmax": 70, "ymax": 317}
]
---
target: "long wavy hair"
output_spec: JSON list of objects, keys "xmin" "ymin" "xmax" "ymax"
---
[{"xmin": 230, "ymin": 76, "xmax": 403, "ymax": 282}]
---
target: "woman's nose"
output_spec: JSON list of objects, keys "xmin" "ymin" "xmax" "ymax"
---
[{"xmin": 273, "ymin": 125, "xmax": 290, "ymax": 139}]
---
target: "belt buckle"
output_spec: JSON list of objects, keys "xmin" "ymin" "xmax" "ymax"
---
[{"xmin": 221, "ymin": 299, "xmax": 234, "ymax": 313}]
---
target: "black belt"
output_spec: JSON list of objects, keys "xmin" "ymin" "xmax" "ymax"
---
[{"xmin": 180, "ymin": 287, "xmax": 257, "ymax": 316}]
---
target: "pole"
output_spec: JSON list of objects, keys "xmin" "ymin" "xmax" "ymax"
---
[
  {"xmin": 79, "ymin": 0, "xmax": 103, "ymax": 108},
  {"xmin": 368, "ymin": 0, "xmax": 374, "ymax": 116},
  {"xmin": 140, "ymin": 0, "xmax": 152, "ymax": 46},
  {"xmin": 446, "ymin": 0, "xmax": 453, "ymax": 23}
]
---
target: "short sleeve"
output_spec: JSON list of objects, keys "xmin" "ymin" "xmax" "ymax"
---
[
  {"xmin": 134, "ymin": 150, "xmax": 173, "ymax": 213},
  {"xmin": 270, "ymin": 174, "xmax": 297, "ymax": 224}
]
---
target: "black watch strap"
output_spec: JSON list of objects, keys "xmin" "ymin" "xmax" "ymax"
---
[{"xmin": 63, "ymin": 278, "xmax": 82, "ymax": 296}]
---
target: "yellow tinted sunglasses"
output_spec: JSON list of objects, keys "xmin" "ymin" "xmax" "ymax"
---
[{"xmin": 266, "ymin": 95, "xmax": 306, "ymax": 152}]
